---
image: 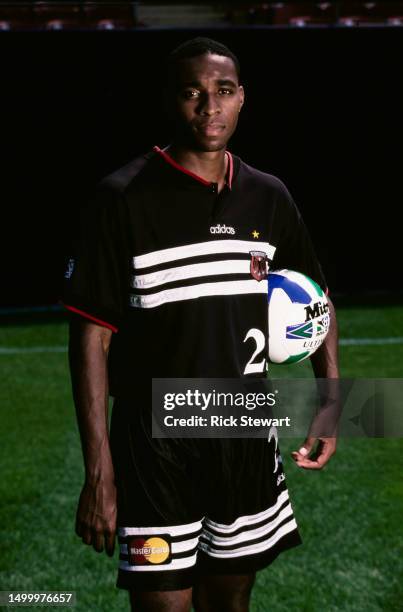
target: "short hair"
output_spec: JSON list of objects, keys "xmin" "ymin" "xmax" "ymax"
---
[{"xmin": 166, "ymin": 37, "xmax": 241, "ymax": 84}]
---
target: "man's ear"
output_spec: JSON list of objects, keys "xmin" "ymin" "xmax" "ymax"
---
[{"xmin": 239, "ymin": 85, "xmax": 245, "ymax": 111}]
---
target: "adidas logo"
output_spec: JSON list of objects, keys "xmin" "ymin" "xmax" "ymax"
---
[
  {"xmin": 64, "ymin": 257, "xmax": 75, "ymax": 279},
  {"xmin": 277, "ymin": 473, "xmax": 285, "ymax": 486},
  {"xmin": 210, "ymin": 224, "xmax": 235, "ymax": 235}
]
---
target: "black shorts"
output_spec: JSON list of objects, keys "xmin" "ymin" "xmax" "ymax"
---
[{"xmin": 110, "ymin": 399, "xmax": 302, "ymax": 592}]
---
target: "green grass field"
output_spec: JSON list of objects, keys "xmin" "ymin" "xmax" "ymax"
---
[{"xmin": 0, "ymin": 306, "xmax": 402, "ymax": 611}]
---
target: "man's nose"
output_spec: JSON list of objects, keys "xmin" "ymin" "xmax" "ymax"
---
[{"xmin": 198, "ymin": 93, "xmax": 220, "ymax": 115}]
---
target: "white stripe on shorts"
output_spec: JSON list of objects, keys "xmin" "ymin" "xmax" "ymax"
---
[
  {"xmin": 204, "ymin": 489, "xmax": 290, "ymax": 534},
  {"xmin": 199, "ymin": 518, "xmax": 298, "ymax": 559},
  {"xmin": 118, "ymin": 519, "xmax": 203, "ymax": 538},
  {"xmin": 118, "ymin": 519, "xmax": 202, "ymax": 573},
  {"xmin": 119, "ymin": 554, "xmax": 197, "ymax": 572},
  {"xmin": 202, "ymin": 503, "xmax": 294, "ymax": 548}
]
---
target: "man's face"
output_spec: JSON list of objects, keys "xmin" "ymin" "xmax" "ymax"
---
[{"xmin": 167, "ymin": 53, "xmax": 245, "ymax": 152}]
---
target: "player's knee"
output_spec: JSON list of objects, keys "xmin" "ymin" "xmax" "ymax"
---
[
  {"xmin": 129, "ymin": 588, "xmax": 192, "ymax": 612},
  {"xmin": 222, "ymin": 577, "xmax": 255, "ymax": 612},
  {"xmin": 193, "ymin": 574, "xmax": 255, "ymax": 612}
]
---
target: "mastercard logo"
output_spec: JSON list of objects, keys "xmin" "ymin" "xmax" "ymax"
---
[{"xmin": 129, "ymin": 536, "xmax": 171, "ymax": 565}]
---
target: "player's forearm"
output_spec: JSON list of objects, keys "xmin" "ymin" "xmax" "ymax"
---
[
  {"xmin": 68, "ymin": 318, "xmax": 114, "ymax": 483},
  {"xmin": 310, "ymin": 297, "xmax": 339, "ymax": 379},
  {"xmin": 306, "ymin": 298, "xmax": 341, "ymax": 440}
]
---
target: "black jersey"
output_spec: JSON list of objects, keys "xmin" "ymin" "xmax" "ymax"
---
[{"xmin": 62, "ymin": 146, "xmax": 326, "ymax": 400}]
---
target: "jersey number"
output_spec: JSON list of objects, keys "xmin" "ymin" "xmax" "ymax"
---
[{"xmin": 243, "ymin": 328, "xmax": 267, "ymax": 375}]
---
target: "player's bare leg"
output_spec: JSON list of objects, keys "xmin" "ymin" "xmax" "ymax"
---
[
  {"xmin": 129, "ymin": 588, "xmax": 193, "ymax": 612},
  {"xmin": 193, "ymin": 573, "xmax": 256, "ymax": 612}
]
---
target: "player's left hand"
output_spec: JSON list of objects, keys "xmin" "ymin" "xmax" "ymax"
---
[{"xmin": 291, "ymin": 436, "xmax": 337, "ymax": 470}]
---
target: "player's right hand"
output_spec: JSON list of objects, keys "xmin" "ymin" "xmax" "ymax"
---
[{"xmin": 75, "ymin": 477, "xmax": 117, "ymax": 556}]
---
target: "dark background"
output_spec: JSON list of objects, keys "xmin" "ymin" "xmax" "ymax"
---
[{"xmin": 1, "ymin": 27, "xmax": 402, "ymax": 307}]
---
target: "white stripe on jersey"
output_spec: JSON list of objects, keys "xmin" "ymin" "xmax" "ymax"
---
[
  {"xmin": 118, "ymin": 519, "xmax": 202, "ymax": 538},
  {"xmin": 132, "ymin": 259, "xmax": 251, "ymax": 289},
  {"xmin": 202, "ymin": 504, "xmax": 294, "ymax": 548},
  {"xmin": 130, "ymin": 279, "xmax": 268, "ymax": 309},
  {"xmin": 133, "ymin": 239, "xmax": 276, "ymax": 269},
  {"xmin": 119, "ymin": 553, "xmax": 197, "ymax": 572},
  {"xmin": 199, "ymin": 518, "xmax": 298, "ymax": 559},
  {"xmin": 204, "ymin": 490, "xmax": 290, "ymax": 534}
]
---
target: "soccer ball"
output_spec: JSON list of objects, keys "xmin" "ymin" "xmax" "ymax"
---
[{"xmin": 267, "ymin": 269, "xmax": 330, "ymax": 364}]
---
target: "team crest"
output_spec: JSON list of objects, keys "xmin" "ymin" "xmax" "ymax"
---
[{"xmin": 249, "ymin": 251, "xmax": 269, "ymax": 281}]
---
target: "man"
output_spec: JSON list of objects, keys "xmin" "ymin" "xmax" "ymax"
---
[{"xmin": 63, "ymin": 37, "xmax": 339, "ymax": 612}]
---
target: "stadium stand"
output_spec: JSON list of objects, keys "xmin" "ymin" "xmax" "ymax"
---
[
  {"xmin": 1, "ymin": 2, "xmax": 403, "ymax": 30},
  {"xmin": 338, "ymin": 1, "xmax": 403, "ymax": 26},
  {"xmin": 0, "ymin": 4, "xmax": 36, "ymax": 31},
  {"xmin": 33, "ymin": 1, "xmax": 83, "ymax": 30},
  {"xmin": 0, "ymin": 1, "xmax": 138, "ymax": 31},
  {"xmin": 270, "ymin": 2, "xmax": 336, "ymax": 26},
  {"xmin": 136, "ymin": 3, "xmax": 226, "ymax": 27},
  {"xmin": 225, "ymin": 2, "xmax": 403, "ymax": 27},
  {"xmin": 83, "ymin": 1, "xmax": 138, "ymax": 30}
]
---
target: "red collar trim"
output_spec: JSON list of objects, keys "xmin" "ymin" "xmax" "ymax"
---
[
  {"xmin": 153, "ymin": 145, "xmax": 233, "ymax": 190},
  {"xmin": 226, "ymin": 150, "xmax": 233, "ymax": 189}
]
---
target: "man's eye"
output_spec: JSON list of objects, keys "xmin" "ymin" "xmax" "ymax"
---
[
  {"xmin": 219, "ymin": 88, "xmax": 233, "ymax": 95},
  {"xmin": 182, "ymin": 90, "xmax": 199, "ymax": 99}
]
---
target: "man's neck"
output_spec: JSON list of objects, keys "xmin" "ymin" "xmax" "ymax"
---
[{"xmin": 164, "ymin": 144, "xmax": 228, "ymax": 191}]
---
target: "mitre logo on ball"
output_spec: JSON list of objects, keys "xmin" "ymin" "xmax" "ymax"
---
[
  {"xmin": 304, "ymin": 301, "xmax": 330, "ymax": 321},
  {"xmin": 249, "ymin": 251, "xmax": 269, "ymax": 281}
]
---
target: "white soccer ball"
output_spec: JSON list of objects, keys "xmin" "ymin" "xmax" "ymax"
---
[{"xmin": 267, "ymin": 269, "xmax": 330, "ymax": 364}]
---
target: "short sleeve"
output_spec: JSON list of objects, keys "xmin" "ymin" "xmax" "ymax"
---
[
  {"xmin": 60, "ymin": 185, "xmax": 130, "ymax": 332},
  {"xmin": 272, "ymin": 183, "xmax": 328, "ymax": 293}
]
